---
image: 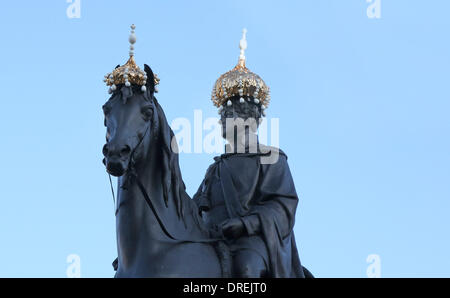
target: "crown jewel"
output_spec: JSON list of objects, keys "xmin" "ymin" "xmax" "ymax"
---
[
  {"xmin": 211, "ymin": 29, "xmax": 270, "ymax": 108},
  {"xmin": 104, "ymin": 24, "xmax": 160, "ymax": 93}
]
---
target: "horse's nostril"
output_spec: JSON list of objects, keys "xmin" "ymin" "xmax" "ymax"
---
[
  {"xmin": 121, "ymin": 145, "xmax": 131, "ymax": 156},
  {"xmin": 102, "ymin": 144, "xmax": 109, "ymax": 156}
]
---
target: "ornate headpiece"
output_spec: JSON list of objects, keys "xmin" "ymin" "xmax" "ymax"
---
[
  {"xmin": 104, "ymin": 24, "xmax": 160, "ymax": 93},
  {"xmin": 211, "ymin": 29, "xmax": 270, "ymax": 110}
]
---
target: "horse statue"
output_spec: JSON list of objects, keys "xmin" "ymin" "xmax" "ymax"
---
[
  {"xmin": 101, "ymin": 24, "xmax": 312, "ymax": 278},
  {"xmin": 102, "ymin": 63, "xmax": 230, "ymax": 277}
]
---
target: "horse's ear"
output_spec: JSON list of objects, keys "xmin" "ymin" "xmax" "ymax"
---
[{"xmin": 144, "ymin": 64, "xmax": 155, "ymax": 94}]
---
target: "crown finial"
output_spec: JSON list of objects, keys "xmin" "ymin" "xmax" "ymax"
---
[
  {"xmin": 239, "ymin": 28, "xmax": 248, "ymax": 63},
  {"xmin": 129, "ymin": 24, "xmax": 137, "ymax": 57}
]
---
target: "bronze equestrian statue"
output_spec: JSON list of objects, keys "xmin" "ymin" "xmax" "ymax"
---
[{"xmin": 102, "ymin": 25, "xmax": 312, "ymax": 278}]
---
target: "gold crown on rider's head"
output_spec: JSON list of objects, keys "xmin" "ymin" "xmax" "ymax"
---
[
  {"xmin": 211, "ymin": 29, "xmax": 270, "ymax": 110},
  {"xmin": 104, "ymin": 24, "xmax": 160, "ymax": 94}
]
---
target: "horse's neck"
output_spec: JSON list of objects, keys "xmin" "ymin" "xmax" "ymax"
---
[{"xmin": 117, "ymin": 139, "xmax": 206, "ymax": 243}]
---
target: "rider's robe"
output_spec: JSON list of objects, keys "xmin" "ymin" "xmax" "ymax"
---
[{"xmin": 193, "ymin": 146, "xmax": 305, "ymax": 278}]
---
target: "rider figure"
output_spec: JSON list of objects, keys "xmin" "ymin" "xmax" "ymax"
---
[{"xmin": 193, "ymin": 29, "xmax": 306, "ymax": 278}]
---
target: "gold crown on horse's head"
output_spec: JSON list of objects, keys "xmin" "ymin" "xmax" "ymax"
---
[
  {"xmin": 211, "ymin": 29, "xmax": 270, "ymax": 112},
  {"xmin": 104, "ymin": 24, "xmax": 160, "ymax": 94}
]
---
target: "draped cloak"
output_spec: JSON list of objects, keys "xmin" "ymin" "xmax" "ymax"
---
[{"xmin": 193, "ymin": 147, "xmax": 305, "ymax": 278}]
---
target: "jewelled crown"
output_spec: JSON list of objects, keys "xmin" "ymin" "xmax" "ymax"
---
[
  {"xmin": 211, "ymin": 29, "xmax": 270, "ymax": 110},
  {"xmin": 104, "ymin": 24, "xmax": 160, "ymax": 93}
]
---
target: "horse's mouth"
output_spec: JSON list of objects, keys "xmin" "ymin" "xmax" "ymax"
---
[{"xmin": 106, "ymin": 159, "xmax": 128, "ymax": 177}]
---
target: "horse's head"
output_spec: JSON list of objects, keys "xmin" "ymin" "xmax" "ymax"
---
[{"xmin": 102, "ymin": 64, "xmax": 156, "ymax": 177}]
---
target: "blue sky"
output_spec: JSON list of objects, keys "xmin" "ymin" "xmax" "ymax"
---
[{"xmin": 0, "ymin": 0, "xmax": 449, "ymax": 277}]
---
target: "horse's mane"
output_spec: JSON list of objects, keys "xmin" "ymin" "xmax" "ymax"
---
[{"xmin": 152, "ymin": 97, "xmax": 189, "ymax": 223}]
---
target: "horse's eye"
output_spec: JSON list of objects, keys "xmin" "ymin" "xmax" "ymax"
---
[{"xmin": 141, "ymin": 106, "xmax": 153, "ymax": 120}]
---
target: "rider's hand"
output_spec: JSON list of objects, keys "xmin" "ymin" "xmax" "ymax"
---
[{"xmin": 221, "ymin": 217, "xmax": 245, "ymax": 239}]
